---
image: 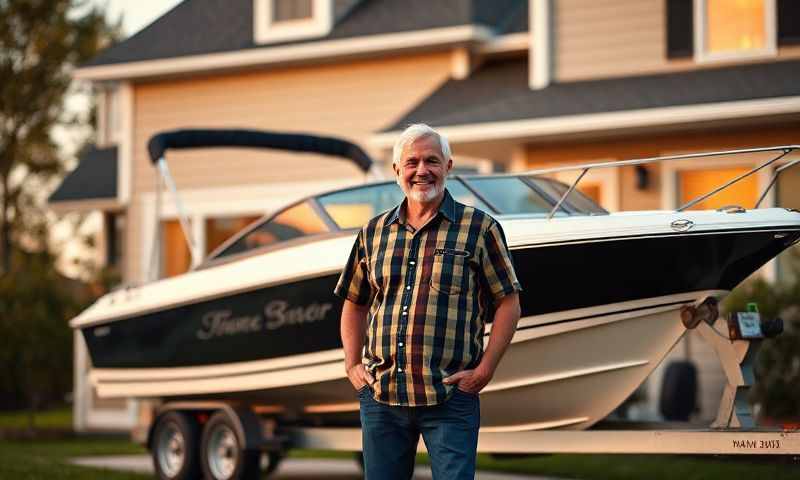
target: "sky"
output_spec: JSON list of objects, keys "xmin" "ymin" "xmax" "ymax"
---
[{"xmin": 98, "ymin": 0, "xmax": 183, "ymax": 36}]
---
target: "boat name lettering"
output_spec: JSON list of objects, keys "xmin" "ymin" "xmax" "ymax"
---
[
  {"xmin": 264, "ymin": 300, "xmax": 332, "ymax": 330},
  {"xmin": 196, "ymin": 311, "xmax": 263, "ymax": 340},
  {"xmin": 195, "ymin": 301, "xmax": 333, "ymax": 339}
]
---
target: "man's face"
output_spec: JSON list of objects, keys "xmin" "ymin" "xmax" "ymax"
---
[{"xmin": 394, "ymin": 135, "xmax": 452, "ymax": 204}]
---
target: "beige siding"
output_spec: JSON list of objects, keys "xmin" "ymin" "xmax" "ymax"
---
[
  {"xmin": 555, "ymin": 0, "xmax": 670, "ymax": 82},
  {"xmin": 555, "ymin": 0, "xmax": 800, "ymax": 82},
  {"xmin": 124, "ymin": 52, "xmax": 453, "ymax": 281}
]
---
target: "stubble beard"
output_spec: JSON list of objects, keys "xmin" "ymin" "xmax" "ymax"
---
[{"xmin": 399, "ymin": 178, "xmax": 445, "ymax": 203}]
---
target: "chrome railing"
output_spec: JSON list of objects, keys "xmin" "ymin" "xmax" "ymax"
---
[{"xmin": 481, "ymin": 145, "xmax": 800, "ymax": 220}]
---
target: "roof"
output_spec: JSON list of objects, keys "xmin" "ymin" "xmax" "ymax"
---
[
  {"xmin": 384, "ymin": 58, "xmax": 800, "ymax": 131},
  {"xmin": 49, "ymin": 146, "xmax": 117, "ymax": 204},
  {"xmin": 85, "ymin": 0, "xmax": 528, "ymax": 67}
]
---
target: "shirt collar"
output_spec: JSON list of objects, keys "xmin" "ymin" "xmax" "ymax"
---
[{"xmin": 387, "ymin": 189, "xmax": 457, "ymax": 226}]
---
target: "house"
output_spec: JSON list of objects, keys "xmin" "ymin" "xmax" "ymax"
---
[{"xmin": 49, "ymin": 0, "xmax": 800, "ymax": 432}]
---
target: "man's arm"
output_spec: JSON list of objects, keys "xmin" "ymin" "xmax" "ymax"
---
[
  {"xmin": 443, "ymin": 292, "xmax": 520, "ymax": 393},
  {"xmin": 341, "ymin": 299, "xmax": 375, "ymax": 390}
]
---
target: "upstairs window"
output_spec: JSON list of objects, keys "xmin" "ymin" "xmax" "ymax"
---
[
  {"xmin": 701, "ymin": 0, "xmax": 773, "ymax": 59},
  {"xmin": 273, "ymin": 0, "xmax": 313, "ymax": 22},
  {"xmin": 254, "ymin": 0, "xmax": 332, "ymax": 44},
  {"xmin": 666, "ymin": 0, "xmax": 779, "ymax": 62}
]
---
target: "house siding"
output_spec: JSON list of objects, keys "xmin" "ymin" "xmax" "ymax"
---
[
  {"xmin": 124, "ymin": 52, "xmax": 453, "ymax": 282},
  {"xmin": 554, "ymin": 0, "xmax": 800, "ymax": 82}
]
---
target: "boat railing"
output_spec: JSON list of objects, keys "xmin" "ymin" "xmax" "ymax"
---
[{"xmin": 465, "ymin": 145, "xmax": 800, "ymax": 220}]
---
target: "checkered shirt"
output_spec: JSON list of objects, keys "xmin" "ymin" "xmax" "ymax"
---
[{"xmin": 334, "ymin": 189, "xmax": 522, "ymax": 406}]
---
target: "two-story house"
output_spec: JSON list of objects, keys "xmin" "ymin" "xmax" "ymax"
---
[{"xmin": 49, "ymin": 0, "xmax": 800, "ymax": 431}]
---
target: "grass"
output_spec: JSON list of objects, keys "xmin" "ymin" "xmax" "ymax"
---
[
  {"xmin": 0, "ymin": 406, "xmax": 73, "ymax": 430},
  {"xmin": 0, "ymin": 436, "xmax": 148, "ymax": 480}
]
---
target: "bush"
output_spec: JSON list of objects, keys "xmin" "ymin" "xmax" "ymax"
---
[
  {"xmin": 722, "ymin": 248, "xmax": 800, "ymax": 421},
  {"xmin": 0, "ymin": 250, "xmax": 90, "ymax": 426}
]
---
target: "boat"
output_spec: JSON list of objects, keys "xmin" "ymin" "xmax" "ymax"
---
[{"xmin": 70, "ymin": 129, "xmax": 800, "ymax": 432}]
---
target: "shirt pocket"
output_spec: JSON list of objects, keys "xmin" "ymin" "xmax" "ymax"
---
[{"xmin": 430, "ymin": 249, "xmax": 470, "ymax": 295}]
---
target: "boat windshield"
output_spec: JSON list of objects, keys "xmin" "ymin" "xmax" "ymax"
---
[
  {"xmin": 317, "ymin": 180, "xmax": 491, "ymax": 229},
  {"xmin": 211, "ymin": 200, "xmax": 329, "ymax": 260}
]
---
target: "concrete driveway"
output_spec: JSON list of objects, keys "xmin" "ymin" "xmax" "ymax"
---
[{"xmin": 70, "ymin": 454, "xmax": 562, "ymax": 479}]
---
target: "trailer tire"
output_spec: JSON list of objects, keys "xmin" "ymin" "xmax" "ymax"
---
[
  {"xmin": 201, "ymin": 411, "xmax": 260, "ymax": 480},
  {"xmin": 151, "ymin": 411, "xmax": 202, "ymax": 480},
  {"xmin": 659, "ymin": 360, "xmax": 697, "ymax": 421},
  {"xmin": 262, "ymin": 451, "xmax": 284, "ymax": 477}
]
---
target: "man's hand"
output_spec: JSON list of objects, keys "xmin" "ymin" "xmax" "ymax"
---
[
  {"xmin": 347, "ymin": 363, "xmax": 375, "ymax": 391},
  {"xmin": 443, "ymin": 365, "xmax": 492, "ymax": 394}
]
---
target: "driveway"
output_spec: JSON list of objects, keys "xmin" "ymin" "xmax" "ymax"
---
[{"xmin": 70, "ymin": 454, "xmax": 562, "ymax": 479}]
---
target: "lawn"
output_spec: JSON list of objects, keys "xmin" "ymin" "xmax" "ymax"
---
[{"xmin": 0, "ymin": 408, "xmax": 797, "ymax": 479}]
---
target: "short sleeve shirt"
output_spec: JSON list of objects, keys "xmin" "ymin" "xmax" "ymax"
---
[{"xmin": 334, "ymin": 190, "xmax": 522, "ymax": 406}]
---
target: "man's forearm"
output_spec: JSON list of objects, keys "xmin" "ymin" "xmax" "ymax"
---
[
  {"xmin": 477, "ymin": 292, "xmax": 520, "ymax": 375},
  {"xmin": 340, "ymin": 299, "xmax": 369, "ymax": 370}
]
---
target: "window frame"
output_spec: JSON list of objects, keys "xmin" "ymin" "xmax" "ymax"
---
[
  {"xmin": 253, "ymin": 0, "xmax": 333, "ymax": 45},
  {"xmin": 694, "ymin": 0, "xmax": 777, "ymax": 63}
]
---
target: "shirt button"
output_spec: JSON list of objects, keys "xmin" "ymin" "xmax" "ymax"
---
[
  {"xmin": 406, "ymin": 285, "xmax": 411, "ymax": 290},
  {"xmin": 398, "ymin": 342, "xmax": 404, "ymax": 347},
  {"xmin": 398, "ymin": 368, "xmax": 404, "ymax": 373},
  {"xmin": 402, "ymin": 311, "xmax": 408, "ymax": 316},
  {"xmin": 409, "ymin": 260, "xmax": 416, "ymax": 265},
  {"xmin": 402, "ymin": 305, "xmax": 408, "ymax": 310}
]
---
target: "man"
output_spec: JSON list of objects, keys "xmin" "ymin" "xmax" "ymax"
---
[{"xmin": 334, "ymin": 124, "xmax": 521, "ymax": 479}]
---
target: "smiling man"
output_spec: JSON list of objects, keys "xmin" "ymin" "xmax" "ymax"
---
[{"xmin": 335, "ymin": 123, "xmax": 522, "ymax": 479}]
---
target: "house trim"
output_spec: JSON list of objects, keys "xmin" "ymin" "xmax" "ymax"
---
[
  {"xmin": 49, "ymin": 198, "xmax": 123, "ymax": 215},
  {"xmin": 253, "ymin": 0, "xmax": 333, "ymax": 45},
  {"xmin": 118, "ymin": 82, "xmax": 133, "ymax": 205},
  {"xmin": 530, "ymin": 0, "xmax": 551, "ymax": 89},
  {"xmin": 75, "ymin": 25, "xmax": 495, "ymax": 81},
  {"xmin": 372, "ymin": 96, "xmax": 800, "ymax": 147}
]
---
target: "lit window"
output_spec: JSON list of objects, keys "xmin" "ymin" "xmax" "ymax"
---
[
  {"xmin": 161, "ymin": 219, "xmax": 192, "ymax": 278},
  {"xmin": 698, "ymin": 0, "xmax": 776, "ymax": 60},
  {"xmin": 678, "ymin": 167, "xmax": 758, "ymax": 210},
  {"xmin": 205, "ymin": 216, "xmax": 261, "ymax": 255}
]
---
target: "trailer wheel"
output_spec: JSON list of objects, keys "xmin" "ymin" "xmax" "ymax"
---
[
  {"xmin": 201, "ymin": 411, "xmax": 260, "ymax": 480},
  {"xmin": 151, "ymin": 411, "xmax": 201, "ymax": 480}
]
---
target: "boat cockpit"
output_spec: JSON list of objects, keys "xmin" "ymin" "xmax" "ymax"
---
[{"xmin": 201, "ymin": 176, "xmax": 607, "ymax": 268}]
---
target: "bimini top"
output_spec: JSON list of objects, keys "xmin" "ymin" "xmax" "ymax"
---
[{"xmin": 146, "ymin": 128, "xmax": 373, "ymax": 173}]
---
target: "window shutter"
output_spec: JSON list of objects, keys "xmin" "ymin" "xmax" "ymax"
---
[
  {"xmin": 666, "ymin": 0, "xmax": 694, "ymax": 58},
  {"xmin": 778, "ymin": 0, "xmax": 800, "ymax": 46}
]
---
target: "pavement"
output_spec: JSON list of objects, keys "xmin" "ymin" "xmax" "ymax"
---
[{"xmin": 69, "ymin": 454, "xmax": 560, "ymax": 479}]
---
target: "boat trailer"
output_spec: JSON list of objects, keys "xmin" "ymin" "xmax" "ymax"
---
[{"xmin": 139, "ymin": 303, "xmax": 799, "ymax": 480}]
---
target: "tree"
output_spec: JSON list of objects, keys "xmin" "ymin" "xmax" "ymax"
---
[
  {"xmin": 0, "ymin": 248, "xmax": 91, "ymax": 430},
  {"xmin": 0, "ymin": 0, "xmax": 120, "ymax": 274}
]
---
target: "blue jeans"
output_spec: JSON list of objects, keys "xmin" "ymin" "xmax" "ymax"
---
[{"xmin": 358, "ymin": 386, "xmax": 480, "ymax": 480}]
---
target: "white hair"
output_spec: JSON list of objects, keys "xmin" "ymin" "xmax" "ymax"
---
[{"xmin": 392, "ymin": 123, "xmax": 451, "ymax": 165}]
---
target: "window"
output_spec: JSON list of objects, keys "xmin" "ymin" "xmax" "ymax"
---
[
  {"xmin": 445, "ymin": 180, "xmax": 491, "ymax": 211},
  {"xmin": 162, "ymin": 219, "xmax": 192, "ymax": 278},
  {"xmin": 466, "ymin": 177, "xmax": 558, "ymax": 216},
  {"xmin": 696, "ymin": 0, "xmax": 776, "ymax": 61},
  {"xmin": 318, "ymin": 183, "xmax": 405, "ymax": 229},
  {"xmin": 215, "ymin": 201, "xmax": 328, "ymax": 259},
  {"xmin": 531, "ymin": 178, "xmax": 608, "ymax": 215},
  {"xmin": 678, "ymin": 167, "xmax": 758, "ymax": 210},
  {"xmin": 205, "ymin": 215, "xmax": 261, "ymax": 255},
  {"xmin": 253, "ymin": 0, "xmax": 332, "ymax": 44},
  {"xmin": 273, "ymin": 0, "xmax": 313, "ymax": 22}
]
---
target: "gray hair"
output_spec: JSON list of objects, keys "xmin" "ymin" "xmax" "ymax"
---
[{"xmin": 392, "ymin": 123, "xmax": 451, "ymax": 165}]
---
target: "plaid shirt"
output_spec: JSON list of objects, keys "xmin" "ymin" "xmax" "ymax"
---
[{"xmin": 335, "ymin": 190, "xmax": 521, "ymax": 406}]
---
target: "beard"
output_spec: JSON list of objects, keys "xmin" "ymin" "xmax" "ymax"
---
[{"xmin": 398, "ymin": 177, "xmax": 445, "ymax": 203}]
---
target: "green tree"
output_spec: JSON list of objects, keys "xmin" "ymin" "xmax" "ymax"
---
[
  {"xmin": 0, "ymin": 249, "xmax": 90, "ymax": 430},
  {"xmin": 0, "ymin": 0, "xmax": 120, "ymax": 274}
]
